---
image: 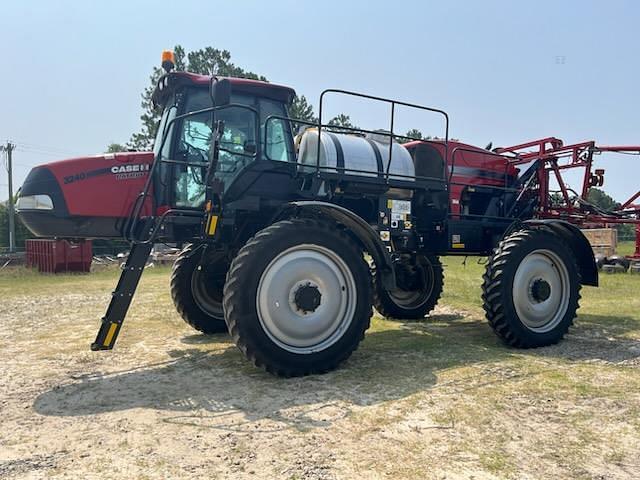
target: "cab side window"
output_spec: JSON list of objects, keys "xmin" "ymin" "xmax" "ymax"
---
[{"xmin": 260, "ymin": 99, "xmax": 294, "ymax": 162}]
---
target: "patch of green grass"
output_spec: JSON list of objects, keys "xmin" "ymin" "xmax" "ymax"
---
[
  {"xmin": 0, "ymin": 264, "xmax": 172, "ymax": 298},
  {"xmin": 440, "ymin": 250, "xmax": 640, "ymax": 338},
  {"xmin": 440, "ymin": 256, "xmax": 486, "ymax": 313},
  {"xmin": 479, "ymin": 449, "xmax": 515, "ymax": 476},
  {"xmin": 617, "ymin": 240, "xmax": 636, "ymax": 257}
]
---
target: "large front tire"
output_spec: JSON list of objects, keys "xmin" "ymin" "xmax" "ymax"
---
[
  {"xmin": 373, "ymin": 255, "xmax": 443, "ymax": 320},
  {"xmin": 170, "ymin": 244, "xmax": 228, "ymax": 334},
  {"xmin": 223, "ymin": 218, "xmax": 373, "ymax": 377},
  {"xmin": 482, "ymin": 228, "xmax": 581, "ymax": 348}
]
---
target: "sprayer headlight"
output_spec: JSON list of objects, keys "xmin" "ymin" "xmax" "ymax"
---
[{"xmin": 16, "ymin": 194, "xmax": 54, "ymax": 211}]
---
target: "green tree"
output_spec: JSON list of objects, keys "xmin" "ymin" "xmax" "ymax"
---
[
  {"xmin": 587, "ymin": 187, "xmax": 618, "ymax": 211},
  {"xmin": 326, "ymin": 114, "xmax": 358, "ymax": 134},
  {"xmin": 289, "ymin": 95, "xmax": 317, "ymax": 134},
  {"xmin": 397, "ymin": 128, "xmax": 423, "ymax": 143},
  {"xmin": 128, "ymin": 45, "xmax": 266, "ymax": 151},
  {"xmin": 0, "ymin": 201, "xmax": 33, "ymax": 250},
  {"xmin": 127, "ymin": 45, "xmax": 370, "ymax": 150},
  {"xmin": 327, "ymin": 114, "xmax": 354, "ymax": 128},
  {"xmin": 549, "ymin": 192, "xmax": 564, "ymax": 207},
  {"xmin": 288, "ymin": 97, "xmax": 363, "ymax": 136},
  {"xmin": 404, "ymin": 128, "xmax": 423, "ymax": 140},
  {"xmin": 106, "ymin": 143, "xmax": 127, "ymax": 153},
  {"xmin": 587, "ymin": 188, "xmax": 635, "ymax": 240}
]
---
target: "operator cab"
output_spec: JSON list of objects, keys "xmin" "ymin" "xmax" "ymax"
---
[{"xmin": 151, "ymin": 71, "xmax": 297, "ymax": 211}]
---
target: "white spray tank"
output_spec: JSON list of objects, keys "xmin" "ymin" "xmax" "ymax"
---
[{"xmin": 297, "ymin": 129, "xmax": 415, "ymax": 180}]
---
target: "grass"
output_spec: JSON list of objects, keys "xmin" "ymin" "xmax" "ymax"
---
[
  {"xmin": 0, "ymin": 263, "xmax": 171, "ymax": 297},
  {"xmin": 1, "ymin": 242, "xmax": 639, "ymax": 479},
  {"xmin": 618, "ymin": 240, "xmax": 637, "ymax": 257},
  {"xmin": 441, "ymin": 241, "xmax": 640, "ymax": 320}
]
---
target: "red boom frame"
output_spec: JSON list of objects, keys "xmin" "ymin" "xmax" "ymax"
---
[{"xmin": 495, "ymin": 137, "xmax": 640, "ymax": 259}]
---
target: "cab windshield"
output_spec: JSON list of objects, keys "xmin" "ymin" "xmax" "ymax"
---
[{"xmin": 165, "ymin": 88, "xmax": 293, "ymax": 208}]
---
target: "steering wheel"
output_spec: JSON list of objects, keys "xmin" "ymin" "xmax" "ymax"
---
[
  {"xmin": 177, "ymin": 141, "xmax": 208, "ymax": 184},
  {"xmin": 180, "ymin": 140, "xmax": 207, "ymax": 164}
]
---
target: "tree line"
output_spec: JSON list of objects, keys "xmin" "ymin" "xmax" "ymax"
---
[{"xmin": 107, "ymin": 45, "xmax": 426, "ymax": 153}]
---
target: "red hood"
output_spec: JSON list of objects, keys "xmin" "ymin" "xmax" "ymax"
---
[{"xmin": 18, "ymin": 151, "xmax": 155, "ymax": 238}]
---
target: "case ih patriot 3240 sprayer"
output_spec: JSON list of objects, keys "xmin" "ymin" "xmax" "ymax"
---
[{"xmin": 17, "ymin": 52, "xmax": 640, "ymax": 376}]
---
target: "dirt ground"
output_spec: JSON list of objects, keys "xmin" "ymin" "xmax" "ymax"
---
[{"xmin": 1, "ymin": 266, "xmax": 639, "ymax": 479}]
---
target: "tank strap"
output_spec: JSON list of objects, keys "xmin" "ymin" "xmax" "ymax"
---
[
  {"xmin": 326, "ymin": 132, "xmax": 345, "ymax": 173},
  {"xmin": 365, "ymin": 139, "xmax": 385, "ymax": 178}
]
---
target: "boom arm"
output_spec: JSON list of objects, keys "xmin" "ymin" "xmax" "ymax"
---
[{"xmin": 496, "ymin": 137, "xmax": 640, "ymax": 226}]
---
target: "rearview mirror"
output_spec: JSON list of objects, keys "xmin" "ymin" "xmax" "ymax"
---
[
  {"xmin": 243, "ymin": 141, "xmax": 257, "ymax": 155},
  {"xmin": 210, "ymin": 78, "xmax": 231, "ymax": 106}
]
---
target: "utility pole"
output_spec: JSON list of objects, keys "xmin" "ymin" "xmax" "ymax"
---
[{"xmin": 1, "ymin": 141, "xmax": 16, "ymax": 253}]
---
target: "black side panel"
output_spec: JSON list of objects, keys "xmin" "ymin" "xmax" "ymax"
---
[
  {"xmin": 20, "ymin": 167, "xmax": 69, "ymax": 216},
  {"xmin": 19, "ymin": 212, "xmax": 123, "ymax": 238},
  {"xmin": 409, "ymin": 143, "xmax": 446, "ymax": 180}
]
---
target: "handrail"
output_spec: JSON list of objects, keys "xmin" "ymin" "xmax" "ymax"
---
[
  {"xmin": 318, "ymin": 89, "xmax": 449, "ymax": 181},
  {"xmin": 263, "ymin": 114, "xmax": 446, "ymax": 184}
]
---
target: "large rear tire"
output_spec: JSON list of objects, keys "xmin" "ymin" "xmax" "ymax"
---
[
  {"xmin": 223, "ymin": 218, "xmax": 373, "ymax": 377},
  {"xmin": 373, "ymin": 255, "xmax": 443, "ymax": 320},
  {"xmin": 482, "ymin": 228, "xmax": 581, "ymax": 348},
  {"xmin": 171, "ymin": 244, "xmax": 228, "ymax": 334}
]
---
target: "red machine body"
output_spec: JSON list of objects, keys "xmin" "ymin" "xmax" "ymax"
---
[
  {"xmin": 18, "ymin": 135, "xmax": 640, "ymax": 247},
  {"xmin": 404, "ymin": 140, "xmax": 520, "ymax": 217},
  {"xmin": 18, "ymin": 151, "xmax": 154, "ymax": 238}
]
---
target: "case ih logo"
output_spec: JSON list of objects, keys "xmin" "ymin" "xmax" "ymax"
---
[
  {"xmin": 63, "ymin": 163, "xmax": 151, "ymax": 185},
  {"xmin": 111, "ymin": 163, "xmax": 150, "ymax": 180}
]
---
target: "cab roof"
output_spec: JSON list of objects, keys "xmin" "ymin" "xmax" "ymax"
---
[{"xmin": 152, "ymin": 71, "xmax": 296, "ymax": 107}]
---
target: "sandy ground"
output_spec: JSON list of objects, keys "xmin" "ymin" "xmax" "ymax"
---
[{"xmin": 1, "ymin": 269, "xmax": 640, "ymax": 479}]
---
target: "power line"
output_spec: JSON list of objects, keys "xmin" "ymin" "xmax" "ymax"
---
[
  {"xmin": 12, "ymin": 140, "xmax": 84, "ymax": 157},
  {"xmin": 12, "ymin": 160, "xmax": 41, "ymax": 168},
  {"xmin": 16, "ymin": 146, "xmax": 82, "ymax": 157}
]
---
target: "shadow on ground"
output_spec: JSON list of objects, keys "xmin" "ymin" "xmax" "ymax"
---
[
  {"xmin": 540, "ymin": 313, "xmax": 640, "ymax": 363},
  {"xmin": 33, "ymin": 311, "xmax": 640, "ymax": 431}
]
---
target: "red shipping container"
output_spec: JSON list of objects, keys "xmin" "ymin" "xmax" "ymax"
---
[{"xmin": 26, "ymin": 239, "xmax": 92, "ymax": 273}]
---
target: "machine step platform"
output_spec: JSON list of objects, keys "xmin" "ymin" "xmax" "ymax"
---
[{"xmin": 91, "ymin": 242, "xmax": 153, "ymax": 351}]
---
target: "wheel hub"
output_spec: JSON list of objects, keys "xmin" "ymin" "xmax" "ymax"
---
[
  {"xmin": 256, "ymin": 244, "xmax": 357, "ymax": 354},
  {"xmin": 191, "ymin": 260, "xmax": 226, "ymax": 319},
  {"xmin": 512, "ymin": 249, "xmax": 570, "ymax": 333},
  {"xmin": 293, "ymin": 283, "xmax": 322, "ymax": 313},
  {"xmin": 388, "ymin": 258, "xmax": 434, "ymax": 308},
  {"xmin": 530, "ymin": 278, "xmax": 551, "ymax": 302}
]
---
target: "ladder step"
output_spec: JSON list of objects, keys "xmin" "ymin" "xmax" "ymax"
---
[{"xmin": 91, "ymin": 242, "xmax": 153, "ymax": 351}]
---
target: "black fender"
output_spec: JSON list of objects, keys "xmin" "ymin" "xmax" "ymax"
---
[
  {"xmin": 275, "ymin": 201, "xmax": 396, "ymax": 289},
  {"xmin": 522, "ymin": 219, "xmax": 598, "ymax": 287}
]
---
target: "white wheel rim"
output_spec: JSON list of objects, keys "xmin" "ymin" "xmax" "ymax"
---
[
  {"xmin": 512, "ymin": 249, "xmax": 570, "ymax": 333},
  {"xmin": 256, "ymin": 244, "xmax": 357, "ymax": 354}
]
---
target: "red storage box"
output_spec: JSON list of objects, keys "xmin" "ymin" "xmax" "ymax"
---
[{"xmin": 26, "ymin": 239, "xmax": 92, "ymax": 273}]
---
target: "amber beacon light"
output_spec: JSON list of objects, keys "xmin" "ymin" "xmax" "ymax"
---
[{"xmin": 161, "ymin": 50, "xmax": 175, "ymax": 73}]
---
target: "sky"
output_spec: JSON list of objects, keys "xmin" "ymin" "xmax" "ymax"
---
[{"xmin": 1, "ymin": 0, "xmax": 639, "ymax": 203}]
